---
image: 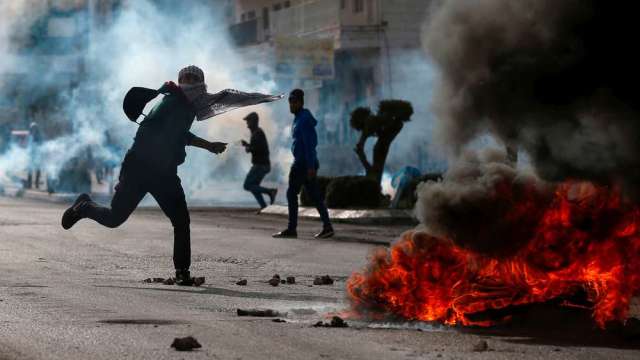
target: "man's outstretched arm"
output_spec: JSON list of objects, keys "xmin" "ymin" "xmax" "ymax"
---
[{"xmin": 187, "ymin": 132, "xmax": 227, "ymax": 154}]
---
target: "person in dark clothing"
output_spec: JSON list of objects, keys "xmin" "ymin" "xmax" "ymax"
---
[
  {"xmin": 273, "ymin": 89, "xmax": 334, "ymax": 239},
  {"xmin": 27, "ymin": 122, "xmax": 43, "ymax": 189},
  {"xmin": 241, "ymin": 112, "xmax": 277, "ymax": 210},
  {"xmin": 61, "ymin": 66, "xmax": 229, "ymax": 285}
]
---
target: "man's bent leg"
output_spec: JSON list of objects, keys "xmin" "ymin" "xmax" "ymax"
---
[
  {"xmin": 82, "ymin": 176, "xmax": 146, "ymax": 228},
  {"xmin": 150, "ymin": 174, "xmax": 190, "ymax": 271},
  {"xmin": 243, "ymin": 165, "xmax": 268, "ymax": 208},
  {"xmin": 304, "ymin": 177, "xmax": 332, "ymax": 229}
]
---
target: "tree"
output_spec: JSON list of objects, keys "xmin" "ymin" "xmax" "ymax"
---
[{"xmin": 350, "ymin": 100, "xmax": 414, "ymax": 184}]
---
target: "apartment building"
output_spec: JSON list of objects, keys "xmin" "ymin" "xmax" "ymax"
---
[{"xmin": 226, "ymin": 0, "xmax": 432, "ymax": 173}]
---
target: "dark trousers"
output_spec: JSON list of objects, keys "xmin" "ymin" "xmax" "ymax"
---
[
  {"xmin": 243, "ymin": 164, "xmax": 271, "ymax": 208},
  {"xmin": 286, "ymin": 163, "xmax": 331, "ymax": 230},
  {"xmin": 81, "ymin": 155, "xmax": 191, "ymax": 270}
]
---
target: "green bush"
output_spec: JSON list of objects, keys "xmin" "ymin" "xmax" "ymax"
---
[{"xmin": 301, "ymin": 176, "xmax": 383, "ymax": 209}]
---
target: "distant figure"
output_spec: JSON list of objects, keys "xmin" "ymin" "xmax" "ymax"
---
[
  {"xmin": 390, "ymin": 166, "xmax": 421, "ymax": 209},
  {"xmin": 27, "ymin": 122, "xmax": 43, "ymax": 189},
  {"xmin": 61, "ymin": 65, "xmax": 281, "ymax": 285},
  {"xmin": 241, "ymin": 112, "xmax": 277, "ymax": 210},
  {"xmin": 273, "ymin": 89, "xmax": 334, "ymax": 239}
]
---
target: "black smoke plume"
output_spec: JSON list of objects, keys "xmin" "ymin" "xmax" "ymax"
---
[{"xmin": 424, "ymin": 0, "xmax": 640, "ymax": 194}]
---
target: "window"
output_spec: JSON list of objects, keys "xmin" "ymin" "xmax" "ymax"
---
[
  {"xmin": 340, "ymin": 0, "xmax": 346, "ymax": 9},
  {"xmin": 263, "ymin": 7, "xmax": 269, "ymax": 29},
  {"xmin": 284, "ymin": 1, "xmax": 290, "ymax": 7},
  {"xmin": 241, "ymin": 13, "xmax": 246, "ymax": 21},
  {"xmin": 354, "ymin": 0, "xmax": 364, "ymax": 13},
  {"xmin": 273, "ymin": 3, "xmax": 282, "ymax": 11},
  {"xmin": 248, "ymin": 10, "xmax": 256, "ymax": 20}
]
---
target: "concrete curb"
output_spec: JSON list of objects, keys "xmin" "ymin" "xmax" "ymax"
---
[
  {"xmin": 0, "ymin": 186, "xmax": 111, "ymax": 205},
  {"xmin": 259, "ymin": 204, "xmax": 417, "ymax": 225}
]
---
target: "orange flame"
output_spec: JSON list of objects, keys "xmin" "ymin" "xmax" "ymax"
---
[{"xmin": 347, "ymin": 182, "xmax": 640, "ymax": 328}]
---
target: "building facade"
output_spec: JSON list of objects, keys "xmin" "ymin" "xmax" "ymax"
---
[{"xmin": 225, "ymin": 0, "xmax": 433, "ymax": 174}]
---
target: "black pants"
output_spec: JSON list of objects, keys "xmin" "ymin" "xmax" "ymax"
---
[
  {"xmin": 82, "ymin": 154, "xmax": 191, "ymax": 270},
  {"xmin": 286, "ymin": 162, "xmax": 331, "ymax": 230}
]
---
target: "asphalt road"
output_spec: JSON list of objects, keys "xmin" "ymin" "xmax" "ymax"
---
[{"xmin": 0, "ymin": 196, "xmax": 638, "ymax": 360}]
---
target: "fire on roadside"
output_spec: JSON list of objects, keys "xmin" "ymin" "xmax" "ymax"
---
[{"xmin": 347, "ymin": 181, "xmax": 640, "ymax": 328}]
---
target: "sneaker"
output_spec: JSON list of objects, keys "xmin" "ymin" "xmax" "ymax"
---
[
  {"xmin": 175, "ymin": 269, "xmax": 193, "ymax": 286},
  {"xmin": 314, "ymin": 227, "xmax": 335, "ymax": 239},
  {"xmin": 272, "ymin": 228, "xmax": 297, "ymax": 238},
  {"xmin": 61, "ymin": 193, "xmax": 91, "ymax": 230},
  {"xmin": 268, "ymin": 189, "xmax": 278, "ymax": 205}
]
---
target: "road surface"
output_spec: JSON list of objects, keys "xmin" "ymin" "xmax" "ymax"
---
[{"xmin": 0, "ymin": 196, "xmax": 638, "ymax": 359}]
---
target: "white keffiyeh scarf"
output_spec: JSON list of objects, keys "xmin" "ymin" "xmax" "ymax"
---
[{"xmin": 180, "ymin": 82, "xmax": 283, "ymax": 121}]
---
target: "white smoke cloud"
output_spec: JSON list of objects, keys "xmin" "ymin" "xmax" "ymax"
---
[{"xmin": 0, "ymin": 0, "xmax": 290, "ymax": 204}]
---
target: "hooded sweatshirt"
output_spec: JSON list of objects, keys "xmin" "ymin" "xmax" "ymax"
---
[
  {"xmin": 291, "ymin": 108, "xmax": 318, "ymax": 169},
  {"xmin": 129, "ymin": 83, "xmax": 196, "ymax": 172}
]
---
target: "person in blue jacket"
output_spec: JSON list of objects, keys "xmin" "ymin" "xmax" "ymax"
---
[{"xmin": 273, "ymin": 89, "xmax": 334, "ymax": 239}]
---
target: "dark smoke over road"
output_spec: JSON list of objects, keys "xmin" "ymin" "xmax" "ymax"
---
[{"xmin": 424, "ymin": 0, "xmax": 640, "ymax": 194}]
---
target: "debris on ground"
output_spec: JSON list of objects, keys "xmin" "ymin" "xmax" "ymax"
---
[
  {"xmin": 472, "ymin": 340, "xmax": 489, "ymax": 352},
  {"xmin": 236, "ymin": 279, "xmax": 248, "ymax": 286},
  {"xmin": 237, "ymin": 309, "xmax": 284, "ymax": 317},
  {"xmin": 286, "ymin": 276, "xmax": 296, "ymax": 284},
  {"xmin": 171, "ymin": 336, "xmax": 202, "ymax": 351},
  {"xmin": 142, "ymin": 276, "xmax": 205, "ymax": 286},
  {"xmin": 272, "ymin": 318, "xmax": 287, "ymax": 323},
  {"xmin": 313, "ymin": 275, "xmax": 334, "ymax": 285},
  {"xmin": 280, "ymin": 279, "xmax": 286, "ymax": 284},
  {"xmin": 268, "ymin": 275, "xmax": 281, "ymax": 287},
  {"xmin": 143, "ymin": 278, "xmax": 166, "ymax": 283},
  {"xmin": 313, "ymin": 316, "xmax": 348, "ymax": 328}
]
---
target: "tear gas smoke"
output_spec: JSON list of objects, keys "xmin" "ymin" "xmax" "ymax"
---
[
  {"xmin": 0, "ymin": 1, "xmax": 290, "ymax": 203},
  {"xmin": 1, "ymin": 1, "xmax": 439, "ymax": 203}
]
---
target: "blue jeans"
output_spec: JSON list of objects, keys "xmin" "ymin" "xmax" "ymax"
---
[
  {"xmin": 244, "ymin": 164, "xmax": 271, "ymax": 208},
  {"xmin": 286, "ymin": 162, "xmax": 331, "ymax": 230}
]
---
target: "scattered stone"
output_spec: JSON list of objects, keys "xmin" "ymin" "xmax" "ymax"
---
[
  {"xmin": 268, "ymin": 277, "xmax": 280, "ymax": 287},
  {"xmin": 236, "ymin": 279, "xmax": 248, "ymax": 286},
  {"xmin": 472, "ymin": 340, "xmax": 489, "ymax": 352},
  {"xmin": 272, "ymin": 318, "xmax": 287, "ymax": 323},
  {"xmin": 171, "ymin": 336, "xmax": 201, "ymax": 351},
  {"xmin": 143, "ymin": 278, "xmax": 152, "ymax": 283},
  {"xmin": 237, "ymin": 309, "xmax": 283, "ymax": 317},
  {"xmin": 163, "ymin": 278, "xmax": 175, "ymax": 285},
  {"xmin": 313, "ymin": 275, "xmax": 334, "ymax": 285},
  {"xmin": 153, "ymin": 278, "xmax": 165, "ymax": 283},
  {"xmin": 280, "ymin": 279, "xmax": 286, "ymax": 284},
  {"xmin": 273, "ymin": 274, "xmax": 281, "ymax": 279},
  {"xmin": 286, "ymin": 276, "xmax": 296, "ymax": 284},
  {"xmin": 193, "ymin": 277, "xmax": 205, "ymax": 287},
  {"xmin": 313, "ymin": 316, "xmax": 348, "ymax": 328}
]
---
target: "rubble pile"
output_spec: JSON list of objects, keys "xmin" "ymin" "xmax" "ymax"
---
[
  {"xmin": 171, "ymin": 336, "xmax": 201, "ymax": 351},
  {"xmin": 314, "ymin": 316, "xmax": 348, "ymax": 328},
  {"xmin": 313, "ymin": 275, "xmax": 334, "ymax": 285}
]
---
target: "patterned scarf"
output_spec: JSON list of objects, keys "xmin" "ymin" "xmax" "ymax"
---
[{"xmin": 180, "ymin": 82, "xmax": 283, "ymax": 121}]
